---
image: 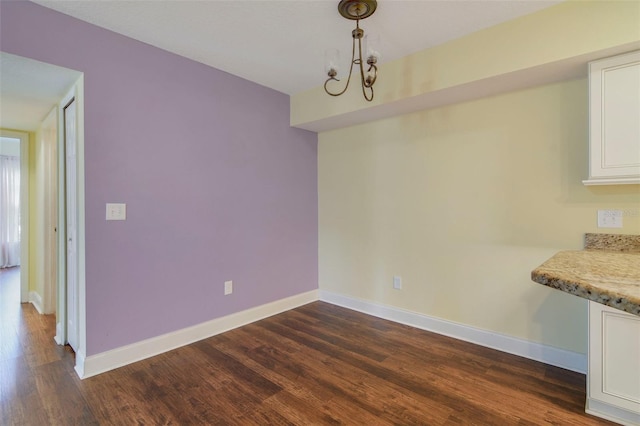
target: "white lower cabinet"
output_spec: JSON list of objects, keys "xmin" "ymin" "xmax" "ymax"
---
[{"xmin": 587, "ymin": 301, "xmax": 640, "ymax": 425}]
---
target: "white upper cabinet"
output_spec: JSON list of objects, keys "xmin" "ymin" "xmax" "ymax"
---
[{"xmin": 583, "ymin": 51, "xmax": 640, "ymax": 186}]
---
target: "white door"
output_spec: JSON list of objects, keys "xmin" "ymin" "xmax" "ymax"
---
[{"xmin": 64, "ymin": 98, "xmax": 78, "ymax": 352}]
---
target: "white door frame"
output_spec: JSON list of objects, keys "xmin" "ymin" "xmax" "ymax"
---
[
  {"xmin": 41, "ymin": 107, "xmax": 58, "ymax": 314},
  {"xmin": 63, "ymin": 95, "xmax": 78, "ymax": 352},
  {"xmin": 54, "ymin": 76, "xmax": 87, "ymax": 377},
  {"xmin": 0, "ymin": 129, "xmax": 30, "ymax": 303}
]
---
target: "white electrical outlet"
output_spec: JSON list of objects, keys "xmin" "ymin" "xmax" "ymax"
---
[
  {"xmin": 393, "ymin": 276, "xmax": 402, "ymax": 290},
  {"xmin": 597, "ymin": 210, "xmax": 623, "ymax": 228},
  {"xmin": 224, "ymin": 280, "xmax": 233, "ymax": 295}
]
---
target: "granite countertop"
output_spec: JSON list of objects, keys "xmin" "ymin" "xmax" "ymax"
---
[{"xmin": 531, "ymin": 234, "xmax": 640, "ymax": 316}]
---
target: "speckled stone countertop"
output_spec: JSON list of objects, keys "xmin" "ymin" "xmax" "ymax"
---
[{"xmin": 531, "ymin": 234, "xmax": 640, "ymax": 316}]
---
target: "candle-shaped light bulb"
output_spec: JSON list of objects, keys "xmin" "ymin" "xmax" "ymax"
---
[
  {"xmin": 364, "ymin": 33, "xmax": 381, "ymax": 64},
  {"xmin": 325, "ymin": 48, "xmax": 340, "ymax": 77}
]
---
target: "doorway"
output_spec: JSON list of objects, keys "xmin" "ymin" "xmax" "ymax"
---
[
  {"xmin": 0, "ymin": 52, "xmax": 86, "ymax": 375},
  {"xmin": 0, "ymin": 130, "xmax": 29, "ymax": 305}
]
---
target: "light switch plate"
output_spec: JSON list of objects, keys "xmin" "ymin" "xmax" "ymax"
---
[
  {"xmin": 597, "ymin": 210, "xmax": 622, "ymax": 228},
  {"xmin": 393, "ymin": 276, "xmax": 402, "ymax": 290},
  {"xmin": 106, "ymin": 203, "xmax": 126, "ymax": 220}
]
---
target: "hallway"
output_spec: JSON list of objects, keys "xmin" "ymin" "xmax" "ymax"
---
[{"xmin": 0, "ymin": 266, "xmax": 78, "ymax": 423}]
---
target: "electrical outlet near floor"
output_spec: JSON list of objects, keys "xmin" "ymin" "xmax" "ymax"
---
[{"xmin": 224, "ymin": 280, "xmax": 233, "ymax": 295}]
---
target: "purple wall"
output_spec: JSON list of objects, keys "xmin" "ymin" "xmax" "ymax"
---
[{"xmin": 1, "ymin": 1, "xmax": 318, "ymax": 355}]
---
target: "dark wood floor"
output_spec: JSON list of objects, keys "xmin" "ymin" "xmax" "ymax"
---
[{"xmin": 1, "ymin": 267, "xmax": 613, "ymax": 425}]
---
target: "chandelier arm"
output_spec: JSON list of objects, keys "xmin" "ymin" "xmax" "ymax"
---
[
  {"xmin": 324, "ymin": 31, "xmax": 358, "ymax": 97},
  {"xmin": 361, "ymin": 71, "xmax": 374, "ymax": 101},
  {"xmin": 355, "ymin": 32, "xmax": 374, "ymax": 101},
  {"xmin": 364, "ymin": 63, "xmax": 377, "ymax": 88},
  {"xmin": 324, "ymin": 78, "xmax": 345, "ymax": 97},
  {"xmin": 362, "ymin": 85, "xmax": 374, "ymax": 102}
]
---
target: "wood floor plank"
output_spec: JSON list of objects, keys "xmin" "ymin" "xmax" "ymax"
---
[
  {"xmin": 33, "ymin": 360, "xmax": 98, "ymax": 425},
  {"xmin": 192, "ymin": 340, "xmax": 283, "ymax": 400},
  {"xmin": 216, "ymin": 326, "xmax": 423, "ymax": 425},
  {"xmin": 205, "ymin": 330, "xmax": 399, "ymax": 425},
  {"xmin": 0, "ymin": 326, "xmax": 21, "ymax": 362},
  {"xmin": 0, "ymin": 356, "xmax": 49, "ymax": 425},
  {"xmin": 20, "ymin": 318, "xmax": 66, "ymax": 368},
  {"xmin": 79, "ymin": 360, "xmax": 187, "ymax": 424},
  {"xmin": 258, "ymin": 314, "xmax": 526, "ymax": 424},
  {"xmin": 262, "ymin": 390, "xmax": 344, "ymax": 425},
  {"xmin": 236, "ymin": 320, "xmax": 458, "ymax": 425},
  {"xmin": 1, "ymin": 267, "xmax": 615, "ymax": 426},
  {"xmin": 212, "ymin": 331, "xmax": 354, "ymax": 421}
]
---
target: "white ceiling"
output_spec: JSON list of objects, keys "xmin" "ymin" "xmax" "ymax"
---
[{"xmin": 29, "ymin": 0, "xmax": 564, "ymax": 95}]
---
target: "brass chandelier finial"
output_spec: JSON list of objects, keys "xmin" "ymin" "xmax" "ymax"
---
[{"xmin": 324, "ymin": 0, "xmax": 379, "ymax": 102}]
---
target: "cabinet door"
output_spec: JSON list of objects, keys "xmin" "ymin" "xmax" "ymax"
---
[
  {"xmin": 584, "ymin": 51, "xmax": 640, "ymax": 185},
  {"xmin": 588, "ymin": 301, "xmax": 640, "ymax": 424}
]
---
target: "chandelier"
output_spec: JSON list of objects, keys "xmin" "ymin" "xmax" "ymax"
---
[{"xmin": 324, "ymin": 0, "xmax": 379, "ymax": 102}]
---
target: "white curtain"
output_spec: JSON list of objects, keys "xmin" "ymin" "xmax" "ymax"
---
[{"xmin": 0, "ymin": 155, "xmax": 21, "ymax": 268}]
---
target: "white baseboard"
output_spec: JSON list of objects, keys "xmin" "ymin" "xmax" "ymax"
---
[
  {"xmin": 587, "ymin": 398, "xmax": 640, "ymax": 426},
  {"xmin": 29, "ymin": 291, "xmax": 44, "ymax": 314},
  {"xmin": 80, "ymin": 290, "xmax": 319, "ymax": 379},
  {"xmin": 80, "ymin": 288, "xmax": 586, "ymax": 379},
  {"xmin": 54, "ymin": 321, "xmax": 64, "ymax": 345},
  {"xmin": 75, "ymin": 349, "xmax": 86, "ymax": 378},
  {"xmin": 319, "ymin": 290, "xmax": 587, "ymax": 374}
]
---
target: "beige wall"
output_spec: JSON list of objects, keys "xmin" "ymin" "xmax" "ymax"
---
[
  {"xmin": 26, "ymin": 107, "xmax": 58, "ymax": 313},
  {"xmin": 28, "ymin": 131, "xmax": 37, "ymax": 292},
  {"xmin": 318, "ymin": 78, "xmax": 640, "ymax": 355},
  {"xmin": 33, "ymin": 126, "xmax": 44, "ymax": 298}
]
